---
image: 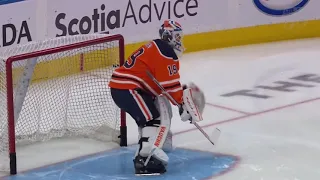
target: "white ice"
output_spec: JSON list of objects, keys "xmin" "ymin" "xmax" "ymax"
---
[{"xmin": 1, "ymin": 37, "xmax": 320, "ymax": 179}]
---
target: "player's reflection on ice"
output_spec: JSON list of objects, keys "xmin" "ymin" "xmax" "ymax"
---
[{"xmin": 6, "ymin": 146, "xmax": 238, "ymax": 180}]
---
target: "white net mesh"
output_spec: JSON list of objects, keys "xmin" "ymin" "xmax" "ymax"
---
[{"xmin": 0, "ymin": 34, "xmax": 123, "ymax": 171}]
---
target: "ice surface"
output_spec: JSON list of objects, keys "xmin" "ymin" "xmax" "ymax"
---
[{"xmin": 1, "ymin": 37, "xmax": 320, "ymax": 179}]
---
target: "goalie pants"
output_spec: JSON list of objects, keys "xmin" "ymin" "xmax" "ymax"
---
[{"xmin": 111, "ymin": 88, "xmax": 160, "ymax": 127}]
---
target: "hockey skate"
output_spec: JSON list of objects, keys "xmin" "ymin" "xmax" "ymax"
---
[{"xmin": 134, "ymin": 155, "xmax": 166, "ymax": 176}]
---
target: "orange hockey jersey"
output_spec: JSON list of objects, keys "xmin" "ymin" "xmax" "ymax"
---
[{"xmin": 109, "ymin": 39, "xmax": 183, "ymax": 104}]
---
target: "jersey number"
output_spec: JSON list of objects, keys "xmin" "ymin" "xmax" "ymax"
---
[
  {"xmin": 124, "ymin": 48, "xmax": 144, "ymax": 69},
  {"xmin": 167, "ymin": 64, "xmax": 177, "ymax": 76}
]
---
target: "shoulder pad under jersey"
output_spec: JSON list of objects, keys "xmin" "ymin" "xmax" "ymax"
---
[{"xmin": 152, "ymin": 39, "xmax": 178, "ymax": 60}]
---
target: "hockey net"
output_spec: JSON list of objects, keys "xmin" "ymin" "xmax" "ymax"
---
[{"xmin": 0, "ymin": 34, "xmax": 126, "ymax": 174}]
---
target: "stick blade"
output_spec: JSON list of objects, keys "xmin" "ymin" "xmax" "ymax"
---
[{"xmin": 210, "ymin": 128, "xmax": 221, "ymax": 145}]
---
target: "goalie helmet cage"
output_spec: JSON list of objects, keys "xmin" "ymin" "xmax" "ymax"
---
[{"xmin": 1, "ymin": 34, "xmax": 127, "ymax": 175}]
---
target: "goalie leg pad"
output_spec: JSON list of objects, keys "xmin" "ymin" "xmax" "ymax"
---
[
  {"xmin": 138, "ymin": 121, "xmax": 159, "ymax": 156},
  {"xmin": 134, "ymin": 94, "xmax": 172, "ymax": 176},
  {"xmin": 153, "ymin": 94, "xmax": 172, "ymax": 156},
  {"xmin": 138, "ymin": 120, "xmax": 169, "ymax": 165},
  {"xmin": 163, "ymin": 130, "xmax": 173, "ymax": 153},
  {"xmin": 135, "ymin": 120, "xmax": 168, "ymax": 175},
  {"xmin": 137, "ymin": 95, "xmax": 172, "ymax": 164},
  {"xmin": 154, "ymin": 94, "xmax": 173, "ymax": 122}
]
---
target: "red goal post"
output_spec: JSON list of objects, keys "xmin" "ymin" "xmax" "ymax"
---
[{"xmin": 1, "ymin": 34, "xmax": 127, "ymax": 175}]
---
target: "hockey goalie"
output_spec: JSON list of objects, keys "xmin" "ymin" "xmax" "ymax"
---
[{"xmin": 108, "ymin": 20, "xmax": 205, "ymax": 175}]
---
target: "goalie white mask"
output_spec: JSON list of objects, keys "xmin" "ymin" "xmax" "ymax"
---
[{"xmin": 159, "ymin": 20, "xmax": 185, "ymax": 58}]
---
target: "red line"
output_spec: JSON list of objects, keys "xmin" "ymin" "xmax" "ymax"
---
[
  {"xmin": 174, "ymin": 97, "xmax": 320, "ymax": 135},
  {"xmin": 206, "ymin": 102, "xmax": 251, "ymax": 115}
]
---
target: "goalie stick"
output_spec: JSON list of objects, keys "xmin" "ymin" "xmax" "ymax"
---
[{"xmin": 146, "ymin": 71, "xmax": 221, "ymax": 146}]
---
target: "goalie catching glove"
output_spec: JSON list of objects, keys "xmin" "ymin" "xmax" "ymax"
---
[{"xmin": 179, "ymin": 82, "xmax": 205, "ymax": 123}]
